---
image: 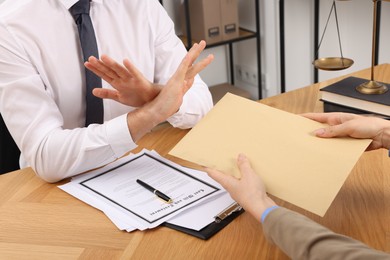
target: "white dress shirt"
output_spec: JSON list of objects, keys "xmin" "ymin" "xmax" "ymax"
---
[{"xmin": 0, "ymin": 0, "xmax": 213, "ymax": 182}]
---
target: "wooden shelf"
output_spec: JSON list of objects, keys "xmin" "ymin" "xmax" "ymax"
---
[{"xmin": 179, "ymin": 28, "xmax": 258, "ymax": 49}]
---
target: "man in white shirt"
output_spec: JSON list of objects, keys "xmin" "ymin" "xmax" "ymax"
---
[{"xmin": 0, "ymin": 0, "xmax": 213, "ymax": 182}]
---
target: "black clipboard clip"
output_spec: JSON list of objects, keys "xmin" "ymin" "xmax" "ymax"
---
[
  {"xmin": 214, "ymin": 202, "xmax": 242, "ymax": 223},
  {"xmin": 163, "ymin": 201, "xmax": 244, "ymax": 240}
]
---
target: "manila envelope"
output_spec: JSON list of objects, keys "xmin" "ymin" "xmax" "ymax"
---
[{"xmin": 169, "ymin": 93, "xmax": 371, "ymax": 216}]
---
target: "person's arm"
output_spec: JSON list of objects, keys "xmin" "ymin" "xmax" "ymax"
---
[
  {"xmin": 263, "ymin": 207, "xmax": 390, "ymax": 260},
  {"xmin": 85, "ymin": 42, "xmax": 212, "ymax": 109},
  {"xmin": 0, "ymin": 21, "xmax": 210, "ymax": 182},
  {"xmin": 84, "ymin": 54, "xmax": 162, "ymax": 108},
  {"xmin": 205, "ymin": 154, "xmax": 276, "ymax": 221},
  {"xmin": 124, "ymin": 42, "xmax": 213, "ymax": 142},
  {"xmin": 85, "ymin": 41, "xmax": 213, "ymax": 143},
  {"xmin": 146, "ymin": 0, "xmax": 214, "ymax": 129},
  {"xmin": 205, "ymin": 154, "xmax": 390, "ymax": 260},
  {"xmin": 303, "ymin": 112, "xmax": 390, "ymax": 151}
]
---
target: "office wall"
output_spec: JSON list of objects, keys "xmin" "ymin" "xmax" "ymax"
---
[
  {"xmin": 284, "ymin": 0, "xmax": 314, "ymax": 91},
  {"xmin": 170, "ymin": 0, "xmax": 390, "ymax": 97},
  {"xmin": 234, "ymin": 0, "xmax": 280, "ymax": 98},
  {"xmin": 379, "ymin": 3, "xmax": 390, "ymax": 66},
  {"xmin": 164, "ymin": 0, "xmax": 279, "ymax": 99},
  {"xmin": 315, "ymin": 1, "xmax": 372, "ymax": 83},
  {"xmin": 161, "ymin": 0, "xmax": 230, "ymax": 93},
  {"xmin": 1, "ymin": 0, "xmax": 387, "ymax": 98},
  {"xmin": 0, "ymin": 0, "xmax": 278, "ymax": 99},
  {"xmin": 279, "ymin": 0, "xmax": 389, "ymax": 92}
]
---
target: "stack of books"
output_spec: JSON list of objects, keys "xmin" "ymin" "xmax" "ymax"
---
[{"xmin": 320, "ymin": 76, "xmax": 390, "ymax": 118}]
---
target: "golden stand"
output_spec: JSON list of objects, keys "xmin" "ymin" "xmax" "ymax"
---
[{"xmin": 356, "ymin": 0, "xmax": 388, "ymax": 94}]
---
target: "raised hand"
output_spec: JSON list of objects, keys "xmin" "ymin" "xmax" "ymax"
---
[
  {"xmin": 143, "ymin": 41, "xmax": 214, "ymax": 122},
  {"xmin": 85, "ymin": 55, "xmax": 158, "ymax": 107},
  {"xmin": 84, "ymin": 40, "xmax": 213, "ymax": 108},
  {"xmin": 123, "ymin": 41, "xmax": 214, "ymax": 142}
]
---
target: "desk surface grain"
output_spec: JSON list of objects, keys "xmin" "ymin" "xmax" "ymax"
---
[{"xmin": 1, "ymin": 65, "xmax": 390, "ymax": 259}]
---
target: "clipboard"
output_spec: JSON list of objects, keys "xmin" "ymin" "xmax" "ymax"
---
[{"xmin": 162, "ymin": 203, "xmax": 244, "ymax": 240}]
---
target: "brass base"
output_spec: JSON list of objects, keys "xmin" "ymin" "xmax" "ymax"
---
[{"xmin": 356, "ymin": 80, "xmax": 388, "ymax": 95}]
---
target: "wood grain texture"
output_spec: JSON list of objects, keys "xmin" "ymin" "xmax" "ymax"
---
[{"xmin": 1, "ymin": 65, "xmax": 389, "ymax": 259}]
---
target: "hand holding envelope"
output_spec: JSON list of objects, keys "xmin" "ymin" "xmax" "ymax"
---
[{"xmin": 169, "ymin": 93, "xmax": 371, "ymax": 217}]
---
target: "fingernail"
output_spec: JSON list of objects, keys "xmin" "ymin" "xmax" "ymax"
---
[
  {"xmin": 237, "ymin": 153, "xmax": 246, "ymax": 161},
  {"xmin": 314, "ymin": 128, "xmax": 325, "ymax": 136}
]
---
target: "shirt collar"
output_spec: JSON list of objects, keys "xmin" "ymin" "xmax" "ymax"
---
[{"xmin": 60, "ymin": 0, "xmax": 103, "ymax": 10}]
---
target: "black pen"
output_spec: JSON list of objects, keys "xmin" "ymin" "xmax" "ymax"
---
[{"xmin": 136, "ymin": 179, "xmax": 173, "ymax": 203}]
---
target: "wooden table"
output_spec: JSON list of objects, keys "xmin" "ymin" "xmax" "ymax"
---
[{"xmin": 1, "ymin": 65, "xmax": 390, "ymax": 259}]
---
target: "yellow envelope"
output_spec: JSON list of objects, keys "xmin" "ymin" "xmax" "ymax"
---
[{"xmin": 169, "ymin": 93, "xmax": 371, "ymax": 216}]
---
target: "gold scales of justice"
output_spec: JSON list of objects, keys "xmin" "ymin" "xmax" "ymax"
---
[{"xmin": 313, "ymin": 0, "xmax": 389, "ymax": 94}]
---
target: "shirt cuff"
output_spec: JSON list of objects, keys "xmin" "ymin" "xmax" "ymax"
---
[
  {"xmin": 261, "ymin": 205, "xmax": 280, "ymax": 223},
  {"xmin": 105, "ymin": 114, "xmax": 137, "ymax": 158}
]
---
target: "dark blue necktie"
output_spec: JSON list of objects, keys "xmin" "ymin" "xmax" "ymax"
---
[{"xmin": 70, "ymin": 0, "xmax": 104, "ymax": 126}]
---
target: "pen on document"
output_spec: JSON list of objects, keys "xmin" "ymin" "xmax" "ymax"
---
[{"xmin": 136, "ymin": 179, "xmax": 173, "ymax": 204}]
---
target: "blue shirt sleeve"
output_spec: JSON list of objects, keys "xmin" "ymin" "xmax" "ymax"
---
[{"xmin": 261, "ymin": 205, "xmax": 280, "ymax": 223}]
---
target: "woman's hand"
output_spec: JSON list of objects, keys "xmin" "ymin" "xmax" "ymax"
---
[{"xmin": 303, "ymin": 112, "xmax": 390, "ymax": 150}]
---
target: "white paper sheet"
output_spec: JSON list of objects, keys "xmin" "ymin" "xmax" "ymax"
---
[{"xmin": 59, "ymin": 150, "xmax": 235, "ymax": 232}]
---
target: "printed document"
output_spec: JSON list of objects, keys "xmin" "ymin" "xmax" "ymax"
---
[{"xmin": 59, "ymin": 150, "xmax": 230, "ymax": 231}]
